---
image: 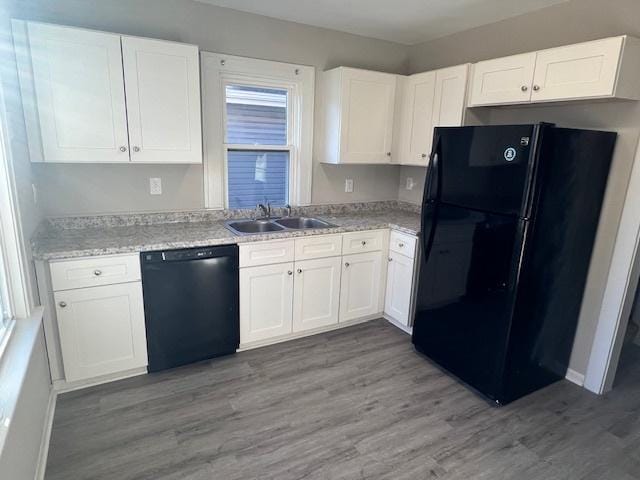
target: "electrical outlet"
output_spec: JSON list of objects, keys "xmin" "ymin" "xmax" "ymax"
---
[
  {"xmin": 405, "ymin": 177, "xmax": 415, "ymax": 190},
  {"xmin": 345, "ymin": 178, "xmax": 354, "ymax": 193},
  {"xmin": 150, "ymin": 177, "xmax": 162, "ymax": 195}
]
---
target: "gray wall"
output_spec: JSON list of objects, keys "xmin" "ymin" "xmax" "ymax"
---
[
  {"xmin": 8, "ymin": 0, "xmax": 408, "ymax": 216},
  {"xmin": 403, "ymin": 0, "xmax": 640, "ymax": 376}
]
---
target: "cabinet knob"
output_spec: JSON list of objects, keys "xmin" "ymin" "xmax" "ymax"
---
[
  {"xmin": 398, "ymin": 243, "xmax": 404, "ymax": 248},
  {"xmin": 344, "ymin": 262, "xmax": 350, "ymax": 268},
  {"xmin": 388, "ymin": 257, "xmax": 392, "ymax": 262},
  {"xmin": 119, "ymin": 146, "xmax": 127, "ymax": 152},
  {"xmin": 132, "ymin": 146, "xmax": 140, "ymax": 153},
  {"xmin": 287, "ymin": 270, "xmax": 293, "ymax": 275},
  {"xmin": 521, "ymin": 85, "xmax": 528, "ymax": 92},
  {"xmin": 361, "ymin": 241, "xmax": 367, "ymax": 246},
  {"xmin": 58, "ymin": 301, "xmax": 67, "ymax": 308},
  {"xmin": 93, "ymin": 269, "xmax": 102, "ymax": 276},
  {"xmin": 386, "ymin": 152, "xmax": 391, "ymax": 157},
  {"xmin": 297, "ymin": 268, "xmax": 302, "ymax": 274},
  {"xmin": 421, "ymin": 153, "xmax": 427, "ymax": 158},
  {"xmin": 533, "ymin": 85, "xmax": 541, "ymax": 91}
]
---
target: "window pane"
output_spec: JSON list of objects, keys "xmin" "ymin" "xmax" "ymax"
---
[
  {"xmin": 227, "ymin": 150, "xmax": 289, "ymax": 209},
  {"xmin": 225, "ymin": 85, "xmax": 287, "ymax": 145}
]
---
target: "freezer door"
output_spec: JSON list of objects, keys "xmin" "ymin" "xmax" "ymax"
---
[
  {"xmin": 413, "ymin": 203, "xmax": 526, "ymax": 402},
  {"xmin": 431, "ymin": 125, "xmax": 539, "ymax": 217}
]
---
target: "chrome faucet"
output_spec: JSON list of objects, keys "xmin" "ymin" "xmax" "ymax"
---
[
  {"xmin": 257, "ymin": 202, "xmax": 271, "ymax": 219},
  {"xmin": 284, "ymin": 204, "xmax": 292, "ymax": 217}
]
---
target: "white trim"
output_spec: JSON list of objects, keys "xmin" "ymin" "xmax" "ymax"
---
[
  {"xmin": 565, "ymin": 368, "xmax": 585, "ymax": 387},
  {"xmin": 52, "ymin": 366, "xmax": 147, "ymax": 394},
  {"xmin": 201, "ymin": 52, "xmax": 314, "ymax": 209},
  {"xmin": 584, "ymin": 138, "xmax": 640, "ymax": 394},
  {"xmin": 383, "ymin": 314, "xmax": 413, "ymax": 335},
  {"xmin": 237, "ymin": 313, "xmax": 381, "ymax": 351},
  {"xmin": 35, "ymin": 389, "xmax": 56, "ymax": 480}
]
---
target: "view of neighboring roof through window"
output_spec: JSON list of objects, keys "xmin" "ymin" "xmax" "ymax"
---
[{"xmin": 224, "ymin": 84, "xmax": 290, "ymax": 209}]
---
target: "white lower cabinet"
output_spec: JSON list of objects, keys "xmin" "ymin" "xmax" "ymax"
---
[
  {"xmin": 339, "ymin": 251, "xmax": 384, "ymax": 322},
  {"xmin": 293, "ymin": 256, "xmax": 341, "ymax": 332},
  {"xmin": 54, "ymin": 282, "xmax": 148, "ymax": 382},
  {"xmin": 384, "ymin": 251, "xmax": 414, "ymax": 326},
  {"xmin": 240, "ymin": 262, "xmax": 294, "ymax": 344}
]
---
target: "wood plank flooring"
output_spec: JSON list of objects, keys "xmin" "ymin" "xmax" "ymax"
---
[{"xmin": 46, "ymin": 319, "xmax": 640, "ymax": 480}]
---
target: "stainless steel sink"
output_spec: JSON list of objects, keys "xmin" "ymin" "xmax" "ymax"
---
[
  {"xmin": 225, "ymin": 216, "xmax": 335, "ymax": 235},
  {"xmin": 274, "ymin": 217, "xmax": 334, "ymax": 229},
  {"xmin": 225, "ymin": 219, "xmax": 285, "ymax": 235}
]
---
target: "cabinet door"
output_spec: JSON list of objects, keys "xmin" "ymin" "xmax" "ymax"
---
[
  {"xmin": 384, "ymin": 251, "xmax": 414, "ymax": 326},
  {"xmin": 397, "ymin": 71, "xmax": 436, "ymax": 166},
  {"xmin": 26, "ymin": 22, "xmax": 129, "ymax": 163},
  {"xmin": 122, "ymin": 36, "xmax": 202, "ymax": 164},
  {"xmin": 293, "ymin": 257, "xmax": 341, "ymax": 332},
  {"xmin": 340, "ymin": 251, "xmax": 384, "ymax": 322},
  {"xmin": 340, "ymin": 68, "xmax": 396, "ymax": 164},
  {"xmin": 54, "ymin": 282, "xmax": 148, "ymax": 382},
  {"xmin": 240, "ymin": 263, "xmax": 294, "ymax": 344},
  {"xmin": 469, "ymin": 53, "xmax": 536, "ymax": 106},
  {"xmin": 530, "ymin": 37, "xmax": 623, "ymax": 102},
  {"xmin": 432, "ymin": 64, "xmax": 469, "ymax": 128}
]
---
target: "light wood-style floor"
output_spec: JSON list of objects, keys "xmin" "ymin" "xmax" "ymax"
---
[{"xmin": 46, "ymin": 319, "xmax": 640, "ymax": 480}]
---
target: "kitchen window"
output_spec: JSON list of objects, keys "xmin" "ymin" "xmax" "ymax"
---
[{"xmin": 201, "ymin": 53, "xmax": 315, "ymax": 209}]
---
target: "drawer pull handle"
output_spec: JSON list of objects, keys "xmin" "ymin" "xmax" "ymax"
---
[
  {"xmin": 93, "ymin": 269, "xmax": 103, "ymax": 276},
  {"xmin": 297, "ymin": 268, "xmax": 302, "ymax": 274},
  {"xmin": 287, "ymin": 270, "xmax": 293, "ymax": 276},
  {"xmin": 58, "ymin": 301, "xmax": 67, "ymax": 308},
  {"xmin": 398, "ymin": 243, "xmax": 404, "ymax": 248},
  {"xmin": 345, "ymin": 262, "xmax": 350, "ymax": 268}
]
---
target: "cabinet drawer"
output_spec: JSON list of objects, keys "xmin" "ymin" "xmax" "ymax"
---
[
  {"xmin": 389, "ymin": 231, "xmax": 417, "ymax": 259},
  {"xmin": 50, "ymin": 254, "xmax": 141, "ymax": 291},
  {"xmin": 239, "ymin": 240, "xmax": 295, "ymax": 268},
  {"xmin": 295, "ymin": 234, "xmax": 342, "ymax": 261},
  {"xmin": 342, "ymin": 230, "xmax": 386, "ymax": 255}
]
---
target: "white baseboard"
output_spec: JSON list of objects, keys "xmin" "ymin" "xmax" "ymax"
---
[
  {"xmin": 565, "ymin": 368, "xmax": 585, "ymax": 387},
  {"xmin": 35, "ymin": 387, "xmax": 57, "ymax": 480},
  {"xmin": 53, "ymin": 367, "xmax": 147, "ymax": 394},
  {"xmin": 238, "ymin": 314, "xmax": 381, "ymax": 352},
  {"xmin": 383, "ymin": 314, "xmax": 413, "ymax": 335}
]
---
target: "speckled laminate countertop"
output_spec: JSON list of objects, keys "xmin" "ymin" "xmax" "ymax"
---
[{"xmin": 32, "ymin": 203, "xmax": 421, "ymax": 261}]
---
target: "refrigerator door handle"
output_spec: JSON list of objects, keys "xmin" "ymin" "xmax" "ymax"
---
[{"xmin": 420, "ymin": 134, "xmax": 443, "ymax": 263}]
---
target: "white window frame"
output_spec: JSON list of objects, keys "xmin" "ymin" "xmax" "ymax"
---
[{"xmin": 201, "ymin": 52, "xmax": 314, "ymax": 209}]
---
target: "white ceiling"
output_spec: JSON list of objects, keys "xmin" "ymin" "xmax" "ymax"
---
[{"xmin": 194, "ymin": 0, "xmax": 568, "ymax": 45}]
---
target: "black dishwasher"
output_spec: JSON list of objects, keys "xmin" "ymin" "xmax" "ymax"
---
[{"xmin": 141, "ymin": 245, "xmax": 239, "ymax": 372}]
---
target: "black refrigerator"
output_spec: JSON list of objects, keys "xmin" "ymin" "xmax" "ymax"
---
[{"xmin": 412, "ymin": 123, "xmax": 616, "ymax": 406}]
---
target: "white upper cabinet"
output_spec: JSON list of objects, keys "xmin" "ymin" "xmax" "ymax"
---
[
  {"xmin": 321, "ymin": 67, "xmax": 396, "ymax": 164},
  {"xmin": 122, "ymin": 37, "xmax": 202, "ymax": 164},
  {"xmin": 393, "ymin": 71, "xmax": 436, "ymax": 166},
  {"xmin": 22, "ymin": 22, "xmax": 130, "ymax": 163},
  {"xmin": 393, "ymin": 64, "xmax": 469, "ymax": 166},
  {"xmin": 13, "ymin": 20, "xmax": 203, "ymax": 164},
  {"xmin": 469, "ymin": 36, "xmax": 640, "ymax": 107},
  {"xmin": 469, "ymin": 52, "xmax": 537, "ymax": 107}
]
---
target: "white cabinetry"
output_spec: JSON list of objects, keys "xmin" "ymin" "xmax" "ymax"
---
[
  {"xmin": 50, "ymin": 254, "xmax": 148, "ymax": 383},
  {"xmin": 393, "ymin": 65, "xmax": 469, "ymax": 166},
  {"xmin": 293, "ymin": 256, "xmax": 341, "ymax": 332},
  {"xmin": 121, "ymin": 36, "xmax": 202, "ymax": 164},
  {"xmin": 384, "ymin": 251, "xmax": 414, "ymax": 326},
  {"xmin": 469, "ymin": 36, "xmax": 640, "ymax": 107},
  {"xmin": 13, "ymin": 20, "xmax": 202, "ymax": 164},
  {"xmin": 340, "ymin": 251, "xmax": 384, "ymax": 322},
  {"xmin": 321, "ymin": 67, "xmax": 396, "ymax": 164},
  {"xmin": 22, "ymin": 22, "xmax": 130, "ymax": 163},
  {"xmin": 239, "ymin": 262, "xmax": 294, "ymax": 344}
]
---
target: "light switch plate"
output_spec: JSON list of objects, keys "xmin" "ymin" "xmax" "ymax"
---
[
  {"xmin": 150, "ymin": 177, "xmax": 162, "ymax": 195},
  {"xmin": 345, "ymin": 178, "xmax": 354, "ymax": 193}
]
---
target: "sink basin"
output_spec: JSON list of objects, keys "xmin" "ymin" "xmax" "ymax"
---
[
  {"xmin": 226, "ymin": 219, "xmax": 285, "ymax": 235},
  {"xmin": 274, "ymin": 217, "xmax": 335, "ymax": 229}
]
